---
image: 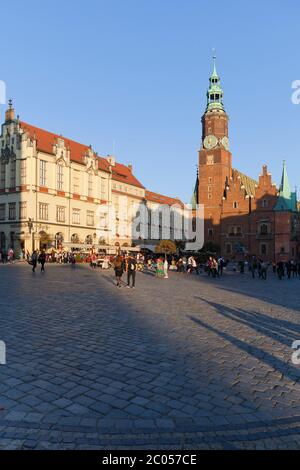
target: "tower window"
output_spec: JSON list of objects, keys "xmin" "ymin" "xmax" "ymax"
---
[
  {"xmin": 233, "ymin": 201, "xmax": 238, "ymax": 209},
  {"xmin": 260, "ymin": 243, "xmax": 267, "ymax": 256},
  {"xmin": 260, "ymin": 223, "xmax": 269, "ymax": 235}
]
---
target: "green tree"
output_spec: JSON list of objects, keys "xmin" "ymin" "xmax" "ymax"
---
[{"xmin": 155, "ymin": 240, "xmax": 177, "ymax": 254}]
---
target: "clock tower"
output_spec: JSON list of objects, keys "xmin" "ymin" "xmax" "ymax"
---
[{"xmin": 198, "ymin": 56, "xmax": 232, "ymax": 246}]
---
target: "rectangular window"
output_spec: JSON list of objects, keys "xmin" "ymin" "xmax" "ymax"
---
[
  {"xmin": 8, "ymin": 203, "xmax": 16, "ymax": 220},
  {"xmin": 73, "ymin": 171, "xmax": 80, "ymax": 194},
  {"xmin": 72, "ymin": 208, "xmax": 80, "ymax": 225},
  {"xmin": 260, "ymin": 223, "xmax": 269, "ymax": 235},
  {"xmin": 101, "ymin": 178, "xmax": 107, "ymax": 200},
  {"xmin": 20, "ymin": 160, "xmax": 26, "ymax": 185},
  {"xmin": 87, "ymin": 210, "xmax": 94, "ymax": 226},
  {"xmin": 10, "ymin": 159, "xmax": 16, "ymax": 188},
  {"xmin": 56, "ymin": 205, "xmax": 65, "ymax": 223},
  {"xmin": 0, "ymin": 162, "xmax": 5, "ymax": 189},
  {"xmin": 39, "ymin": 202, "xmax": 48, "ymax": 220},
  {"xmin": 0, "ymin": 204, "xmax": 5, "ymax": 220},
  {"xmin": 100, "ymin": 215, "xmax": 107, "ymax": 229},
  {"xmin": 57, "ymin": 164, "xmax": 64, "ymax": 190},
  {"xmin": 88, "ymin": 173, "xmax": 93, "ymax": 197},
  {"xmin": 208, "ymin": 228, "xmax": 213, "ymax": 237},
  {"xmin": 19, "ymin": 202, "xmax": 27, "ymax": 220},
  {"xmin": 40, "ymin": 160, "xmax": 47, "ymax": 187},
  {"xmin": 229, "ymin": 226, "xmax": 242, "ymax": 236}
]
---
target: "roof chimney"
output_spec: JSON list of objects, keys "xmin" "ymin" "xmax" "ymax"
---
[{"xmin": 128, "ymin": 163, "xmax": 132, "ymax": 172}]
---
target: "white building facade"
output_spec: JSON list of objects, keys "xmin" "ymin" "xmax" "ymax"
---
[{"xmin": 0, "ymin": 103, "xmax": 186, "ymax": 256}]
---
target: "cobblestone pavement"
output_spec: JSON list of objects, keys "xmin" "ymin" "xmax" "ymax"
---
[{"xmin": 0, "ymin": 262, "xmax": 300, "ymax": 449}]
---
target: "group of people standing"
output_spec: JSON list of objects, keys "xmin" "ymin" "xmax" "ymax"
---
[
  {"xmin": 0, "ymin": 248, "xmax": 14, "ymax": 264},
  {"xmin": 246, "ymin": 257, "xmax": 300, "ymax": 280},
  {"xmin": 273, "ymin": 260, "xmax": 300, "ymax": 280}
]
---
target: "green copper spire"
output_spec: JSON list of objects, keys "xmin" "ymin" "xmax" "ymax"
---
[
  {"xmin": 279, "ymin": 160, "xmax": 291, "ymax": 195},
  {"xmin": 274, "ymin": 160, "xmax": 297, "ymax": 212},
  {"xmin": 206, "ymin": 55, "xmax": 224, "ymax": 112},
  {"xmin": 190, "ymin": 169, "xmax": 199, "ymax": 210},
  {"xmin": 211, "ymin": 55, "xmax": 218, "ymax": 79}
]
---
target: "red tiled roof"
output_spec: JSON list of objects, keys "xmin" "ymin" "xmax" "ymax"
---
[
  {"xmin": 112, "ymin": 162, "xmax": 144, "ymax": 189},
  {"xmin": 145, "ymin": 190, "xmax": 183, "ymax": 207},
  {"xmin": 19, "ymin": 121, "xmax": 110, "ymax": 172},
  {"xmin": 18, "ymin": 121, "xmax": 147, "ymax": 189}
]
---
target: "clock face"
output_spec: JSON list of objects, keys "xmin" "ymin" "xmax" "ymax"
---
[
  {"xmin": 221, "ymin": 136, "xmax": 229, "ymax": 150},
  {"xmin": 203, "ymin": 135, "xmax": 217, "ymax": 150}
]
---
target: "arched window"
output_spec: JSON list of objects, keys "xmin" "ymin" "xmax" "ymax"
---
[
  {"xmin": 71, "ymin": 233, "xmax": 79, "ymax": 244},
  {"xmin": 98, "ymin": 237, "xmax": 106, "ymax": 245},
  {"xmin": 260, "ymin": 224, "xmax": 268, "ymax": 235},
  {"xmin": 0, "ymin": 232, "xmax": 6, "ymax": 249},
  {"xmin": 39, "ymin": 231, "xmax": 48, "ymax": 250},
  {"xmin": 85, "ymin": 235, "xmax": 93, "ymax": 245}
]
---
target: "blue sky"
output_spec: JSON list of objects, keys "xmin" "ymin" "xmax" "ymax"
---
[{"xmin": 1, "ymin": 0, "xmax": 300, "ymax": 202}]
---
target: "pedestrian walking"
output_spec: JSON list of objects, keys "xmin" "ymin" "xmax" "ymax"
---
[
  {"xmin": 164, "ymin": 257, "xmax": 169, "ymax": 279},
  {"xmin": 38, "ymin": 250, "xmax": 46, "ymax": 272},
  {"xmin": 114, "ymin": 254, "xmax": 124, "ymax": 288},
  {"xmin": 127, "ymin": 255, "xmax": 137, "ymax": 288},
  {"xmin": 156, "ymin": 257, "xmax": 164, "ymax": 278},
  {"xmin": 261, "ymin": 261, "xmax": 268, "ymax": 280},
  {"xmin": 277, "ymin": 261, "xmax": 284, "ymax": 280},
  {"xmin": 91, "ymin": 253, "xmax": 97, "ymax": 269},
  {"xmin": 8, "ymin": 248, "xmax": 14, "ymax": 264},
  {"xmin": 30, "ymin": 250, "xmax": 38, "ymax": 273},
  {"xmin": 218, "ymin": 257, "xmax": 224, "ymax": 276}
]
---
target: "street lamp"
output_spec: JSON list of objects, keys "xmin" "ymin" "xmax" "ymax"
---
[
  {"xmin": 27, "ymin": 218, "xmax": 34, "ymax": 252},
  {"xmin": 28, "ymin": 218, "xmax": 33, "ymax": 234}
]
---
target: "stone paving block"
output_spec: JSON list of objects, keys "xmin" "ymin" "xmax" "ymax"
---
[{"xmin": 1, "ymin": 264, "xmax": 300, "ymax": 449}]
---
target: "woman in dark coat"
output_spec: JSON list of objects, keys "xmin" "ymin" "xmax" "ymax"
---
[{"xmin": 114, "ymin": 255, "xmax": 124, "ymax": 288}]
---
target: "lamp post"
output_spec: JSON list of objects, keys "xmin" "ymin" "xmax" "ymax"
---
[{"xmin": 27, "ymin": 218, "xmax": 34, "ymax": 252}]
